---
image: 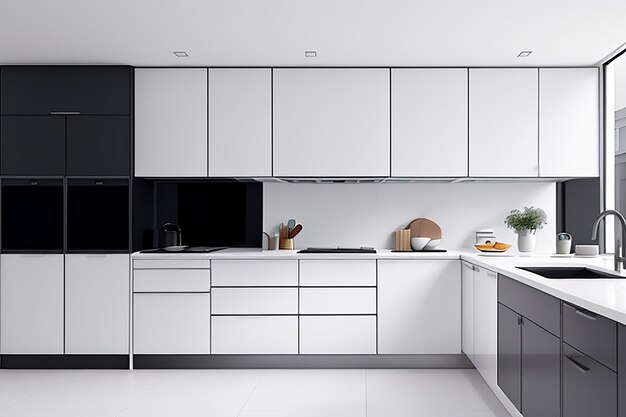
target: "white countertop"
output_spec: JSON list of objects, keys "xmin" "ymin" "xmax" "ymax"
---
[
  {"xmin": 462, "ymin": 253, "xmax": 626, "ymax": 326},
  {"xmin": 132, "ymin": 248, "xmax": 461, "ymax": 260},
  {"xmin": 132, "ymin": 248, "xmax": 626, "ymax": 325}
]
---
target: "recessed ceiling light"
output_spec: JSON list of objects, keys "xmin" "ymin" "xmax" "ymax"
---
[
  {"xmin": 173, "ymin": 51, "xmax": 189, "ymax": 58},
  {"xmin": 305, "ymin": 50, "xmax": 317, "ymax": 58},
  {"xmin": 517, "ymin": 51, "xmax": 532, "ymax": 58}
]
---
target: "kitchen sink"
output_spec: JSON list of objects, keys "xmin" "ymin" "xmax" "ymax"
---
[{"xmin": 516, "ymin": 266, "xmax": 624, "ymax": 279}]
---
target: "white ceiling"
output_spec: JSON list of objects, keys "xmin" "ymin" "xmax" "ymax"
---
[{"xmin": 0, "ymin": 0, "xmax": 625, "ymax": 67}]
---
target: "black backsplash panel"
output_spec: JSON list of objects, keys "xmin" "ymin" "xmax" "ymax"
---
[{"xmin": 135, "ymin": 180, "xmax": 262, "ymax": 250}]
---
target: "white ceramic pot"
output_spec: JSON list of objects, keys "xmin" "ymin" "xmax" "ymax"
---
[{"xmin": 517, "ymin": 229, "xmax": 536, "ymax": 253}]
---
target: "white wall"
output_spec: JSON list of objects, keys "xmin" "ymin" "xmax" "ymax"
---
[{"xmin": 264, "ymin": 182, "xmax": 557, "ymax": 253}]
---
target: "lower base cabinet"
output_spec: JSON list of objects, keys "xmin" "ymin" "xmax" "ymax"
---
[
  {"xmin": 299, "ymin": 315, "xmax": 376, "ymax": 354},
  {"xmin": 65, "ymin": 254, "xmax": 129, "ymax": 354},
  {"xmin": 473, "ymin": 266, "xmax": 498, "ymax": 388},
  {"xmin": 211, "ymin": 316, "xmax": 298, "ymax": 354},
  {"xmin": 0, "ymin": 254, "xmax": 64, "ymax": 354},
  {"xmin": 498, "ymin": 274, "xmax": 561, "ymax": 417},
  {"xmin": 563, "ymin": 342, "xmax": 617, "ymax": 417},
  {"xmin": 377, "ymin": 260, "xmax": 461, "ymax": 354},
  {"xmin": 134, "ymin": 293, "xmax": 210, "ymax": 354},
  {"xmin": 521, "ymin": 317, "xmax": 560, "ymax": 417},
  {"xmin": 617, "ymin": 324, "xmax": 626, "ymax": 417},
  {"xmin": 498, "ymin": 304, "xmax": 522, "ymax": 411}
]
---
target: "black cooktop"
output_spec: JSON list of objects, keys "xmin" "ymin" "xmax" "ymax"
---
[
  {"xmin": 141, "ymin": 246, "xmax": 228, "ymax": 253},
  {"xmin": 298, "ymin": 247, "xmax": 377, "ymax": 254}
]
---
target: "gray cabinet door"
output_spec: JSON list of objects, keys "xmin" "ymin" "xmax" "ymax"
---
[
  {"xmin": 563, "ymin": 343, "xmax": 617, "ymax": 417},
  {"xmin": 522, "ymin": 318, "xmax": 561, "ymax": 417},
  {"xmin": 497, "ymin": 303, "xmax": 522, "ymax": 412},
  {"xmin": 618, "ymin": 325, "xmax": 626, "ymax": 417}
]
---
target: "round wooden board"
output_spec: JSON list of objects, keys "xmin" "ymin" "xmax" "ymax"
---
[{"xmin": 407, "ymin": 218, "xmax": 442, "ymax": 239}]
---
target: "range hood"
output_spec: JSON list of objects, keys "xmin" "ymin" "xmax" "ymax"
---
[
  {"xmin": 250, "ymin": 177, "xmax": 458, "ymax": 184},
  {"xmin": 247, "ymin": 176, "xmax": 571, "ymax": 184}
]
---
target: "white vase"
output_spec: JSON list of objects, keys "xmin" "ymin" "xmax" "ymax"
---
[{"xmin": 517, "ymin": 229, "xmax": 536, "ymax": 253}]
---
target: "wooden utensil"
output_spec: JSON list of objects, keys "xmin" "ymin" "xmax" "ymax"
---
[
  {"xmin": 289, "ymin": 224, "xmax": 303, "ymax": 238},
  {"xmin": 407, "ymin": 218, "xmax": 442, "ymax": 240}
]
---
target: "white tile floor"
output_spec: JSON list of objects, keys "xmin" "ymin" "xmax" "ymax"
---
[{"xmin": 0, "ymin": 368, "xmax": 511, "ymax": 417}]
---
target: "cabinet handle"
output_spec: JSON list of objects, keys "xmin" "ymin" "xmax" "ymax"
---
[
  {"xmin": 565, "ymin": 355, "xmax": 590, "ymax": 373},
  {"xmin": 574, "ymin": 308, "xmax": 597, "ymax": 321},
  {"xmin": 517, "ymin": 316, "xmax": 523, "ymax": 326},
  {"xmin": 474, "ymin": 267, "xmax": 481, "ymax": 273},
  {"xmin": 486, "ymin": 272, "xmax": 497, "ymax": 278},
  {"xmin": 49, "ymin": 111, "xmax": 80, "ymax": 115}
]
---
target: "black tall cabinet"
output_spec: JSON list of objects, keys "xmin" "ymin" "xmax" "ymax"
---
[{"xmin": 0, "ymin": 66, "xmax": 132, "ymax": 369}]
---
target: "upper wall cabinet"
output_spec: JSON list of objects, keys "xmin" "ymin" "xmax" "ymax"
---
[
  {"xmin": 208, "ymin": 68, "xmax": 272, "ymax": 177},
  {"xmin": 0, "ymin": 66, "xmax": 130, "ymax": 115},
  {"xmin": 469, "ymin": 69, "xmax": 539, "ymax": 177},
  {"xmin": 391, "ymin": 69, "xmax": 468, "ymax": 177},
  {"xmin": 1, "ymin": 116, "xmax": 66, "ymax": 176},
  {"xmin": 539, "ymin": 68, "xmax": 599, "ymax": 178},
  {"xmin": 66, "ymin": 116, "xmax": 130, "ymax": 176},
  {"xmin": 135, "ymin": 68, "xmax": 208, "ymax": 177},
  {"xmin": 273, "ymin": 69, "xmax": 390, "ymax": 177}
]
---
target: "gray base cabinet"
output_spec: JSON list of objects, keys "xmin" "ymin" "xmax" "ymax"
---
[
  {"xmin": 563, "ymin": 343, "xmax": 617, "ymax": 417},
  {"xmin": 617, "ymin": 324, "xmax": 626, "ymax": 417},
  {"xmin": 522, "ymin": 318, "xmax": 560, "ymax": 417},
  {"xmin": 498, "ymin": 304, "xmax": 522, "ymax": 412},
  {"xmin": 498, "ymin": 274, "xmax": 560, "ymax": 417}
]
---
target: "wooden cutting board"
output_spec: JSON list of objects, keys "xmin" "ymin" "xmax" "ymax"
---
[{"xmin": 407, "ymin": 218, "xmax": 442, "ymax": 239}]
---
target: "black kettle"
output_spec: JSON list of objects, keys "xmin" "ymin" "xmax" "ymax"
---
[{"xmin": 162, "ymin": 223, "xmax": 182, "ymax": 247}]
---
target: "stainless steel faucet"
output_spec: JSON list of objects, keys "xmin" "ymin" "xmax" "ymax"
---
[{"xmin": 591, "ymin": 210, "xmax": 626, "ymax": 272}]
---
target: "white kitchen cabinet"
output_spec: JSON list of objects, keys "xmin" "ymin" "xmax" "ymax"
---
[
  {"xmin": 391, "ymin": 68, "xmax": 468, "ymax": 177},
  {"xmin": 133, "ymin": 259, "xmax": 210, "ymax": 270},
  {"xmin": 299, "ymin": 315, "xmax": 376, "ymax": 354},
  {"xmin": 134, "ymin": 268, "xmax": 210, "ymax": 292},
  {"xmin": 211, "ymin": 316, "xmax": 298, "ymax": 354},
  {"xmin": 469, "ymin": 69, "xmax": 539, "ymax": 177},
  {"xmin": 273, "ymin": 69, "xmax": 390, "ymax": 177},
  {"xmin": 299, "ymin": 288, "xmax": 376, "ymax": 314},
  {"xmin": 461, "ymin": 261, "xmax": 475, "ymax": 359},
  {"xmin": 473, "ymin": 264, "xmax": 498, "ymax": 390},
  {"xmin": 299, "ymin": 260, "xmax": 377, "ymax": 286},
  {"xmin": 133, "ymin": 293, "xmax": 210, "ymax": 354},
  {"xmin": 211, "ymin": 288, "xmax": 298, "ymax": 315},
  {"xmin": 211, "ymin": 260, "xmax": 298, "ymax": 287},
  {"xmin": 539, "ymin": 68, "xmax": 599, "ymax": 177},
  {"xmin": 209, "ymin": 68, "xmax": 272, "ymax": 177},
  {"xmin": 135, "ymin": 68, "xmax": 208, "ymax": 177},
  {"xmin": 378, "ymin": 260, "xmax": 461, "ymax": 354},
  {"xmin": 65, "ymin": 254, "xmax": 129, "ymax": 354},
  {"xmin": 0, "ymin": 254, "xmax": 64, "ymax": 354}
]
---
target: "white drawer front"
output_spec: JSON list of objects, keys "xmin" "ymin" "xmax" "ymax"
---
[
  {"xmin": 212, "ymin": 288, "xmax": 298, "ymax": 314},
  {"xmin": 134, "ymin": 259, "xmax": 210, "ymax": 269},
  {"xmin": 299, "ymin": 288, "xmax": 376, "ymax": 314},
  {"xmin": 299, "ymin": 260, "xmax": 376, "ymax": 286},
  {"xmin": 133, "ymin": 293, "xmax": 210, "ymax": 354},
  {"xmin": 211, "ymin": 260, "xmax": 298, "ymax": 286},
  {"xmin": 134, "ymin": 269, "xmax": 210, "ymax": 292},
  {"xmin": 211, "ymin": 316, "xmax": 298, "ymax": 354},
  {"xmin": 300, "ymin": 315, "xmax": 377, "ymax": 354}
]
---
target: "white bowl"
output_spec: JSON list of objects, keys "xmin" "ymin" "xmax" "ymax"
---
[
  {"xmin": 575, "ymin": 244, "xmax": 599, "ymax": 257},
  {"xmin": 411, "ymin": 237, "xmax": 431, "ymax": 251},
  {"xmin": 423, "ymin": 239, "xmax": 441, "ymax": 250}
]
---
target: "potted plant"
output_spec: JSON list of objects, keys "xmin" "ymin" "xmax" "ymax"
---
[{"xmin": 504, "ymin": 207, "xmax": 547, "ymax": 253}]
